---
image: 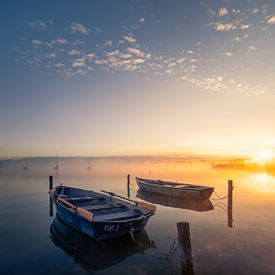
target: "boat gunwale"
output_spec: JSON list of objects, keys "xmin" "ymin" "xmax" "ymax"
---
[
  {"xmin": 52, "ymin": 187, "xmax": 155, "ymax": 223},
  {"xmin": 136, "ymin": 177, "xmax": 213, "ymax": 191}
]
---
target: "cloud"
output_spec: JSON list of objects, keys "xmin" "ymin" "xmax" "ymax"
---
[
  {"xmin": 119, "ymin": 53, "xmax": 132, "ymax": 59},
  {"xmin": 104, "ymin": 40, "xmax": 112, "ymax": 47},
  {"xmin": 68, "ymin": 49, "xmax": 81, "ymax": 56},
  {"xmin": 214, "ymin": 22, "xmax": 236, "ymax": 31},
  {"xmin": 52, "ymin": 38, "xmax": 68, "ymax": 45},
  {"xmin": 54, "ymin": 63, "xmax": 64, "ymax": 68},
  {"xmin": 86, "ymin": 53, "xmax": 95, "ymax": 60},
  {"xmin": 267, "ymin": 16, "xmax": 275, "ymax": 25},
  {"xmin": 27, "ymin": 20, "xmax": 48, "ymax": 30},
  {"xmin": 127, "ymin": 48, "xmax": 143, "ymax": 56},
  {"xmin": 72, "ymin": 57, "xmax": 86, "ymax": 68},
  {"xmin": 123, "ymin": 36, "xmax": 136, "ymax": 43},
  {"xmin": 94, "ymin": 59, "xmax": 108, "ymax": 65},
  {"xmin": 47, "ymin": 53, "xmax": 56, "ymax": 59},
  {"xmin": 69, "ymin": 22, "xmax": 89, "ymax": 35},
  {"xmin": 73, "ymin": 40, "xmax": 85, "ymax": 46},
  {"xmin": 131, "ymin": 59, "xmax": 144, "ymax": 64},
  {"xmin": 107, "ymin": 50, "xmax": 120, "ymax": 57},
  {"xmin": 32, "ymin": 39, "xmax": 44, "ymax": 45},
  {"xmin": 225, "ymin": 52, "xmax": 233, "ymax": 56},
  {"xmin": 219, "ymin": 8, "xmax": 228, "ymax": 17},
  {"xmin": 240, "ymin": 24, "xmax": 250, "ymax": 30}
]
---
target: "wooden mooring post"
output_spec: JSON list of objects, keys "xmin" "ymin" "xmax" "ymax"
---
[
  {"xmin": 127, "ymin": 174, "xmax": 130, "ymax": 198},
  {"xmin": 49, "ymin": 175, "xmax": 53, "ymax": 191},
  {"xmin": 227, "ymin": 180, "xmax": 233, "ymax": 228},
  {"xmin": 177, "ymin": 222, "xmax": 195, "ymax": 275}
]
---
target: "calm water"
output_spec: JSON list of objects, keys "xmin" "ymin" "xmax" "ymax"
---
[{"xmin": 0, "ymin": 157, "xmax": 275, "ymax": 274}]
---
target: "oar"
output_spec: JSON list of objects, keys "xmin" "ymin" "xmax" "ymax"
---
[
  {"xmin": 57, "ymin": 197, "xmax": 77, "ymax": 210},
  {"xmin": 101, "ymin": 190, "xmax": 156, "ymax": 212},
  {"xmin": 57, "ymin": 197, "xmax": 94, "ymax": 221}
]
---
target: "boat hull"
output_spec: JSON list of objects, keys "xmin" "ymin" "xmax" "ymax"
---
[
  {"xmin": 54, "ymin": 198, "xmax": 150, "ymax": 241},
  {"xmin": 136, "ymin": 178, "xmax": 214, "ymax": 200}
]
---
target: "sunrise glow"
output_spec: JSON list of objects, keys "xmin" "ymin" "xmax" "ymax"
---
[{"xmin": 252, "ymin": 150, "xmax": 275, "ymax": 165}]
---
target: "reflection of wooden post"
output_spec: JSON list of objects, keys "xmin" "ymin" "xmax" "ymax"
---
[
  {"xmin": 228, "ymin": 180, "xmax": 233, "ymax": 228},
  {"xmin": 127, "ymin": 174, "xmax": 130, "ymax": 198},
  {"xmin": 177, "ymin": 222, "xmax": 194, "ymax": 275},
  {"xmin": 49, "ymin": 176, "xmax": 54, "ymax": 217},
  {"xmin": 49, "ymin": 175, "xmax": 53, "ymax": 191},
  {"xmin": 49, "ymin": 197, "xmax": 53, "ymax": 217}
]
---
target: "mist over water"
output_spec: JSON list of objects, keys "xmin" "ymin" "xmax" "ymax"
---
[{"xmin": 0, "ymin": 157, "xmax": 275, "ymax": 274}]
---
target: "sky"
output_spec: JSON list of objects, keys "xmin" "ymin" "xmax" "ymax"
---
[{"xmin": 1, "ymin": 0, "xmax": 275, "ymax": 158}]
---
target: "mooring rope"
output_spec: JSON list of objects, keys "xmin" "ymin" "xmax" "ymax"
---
[
  {"xmin": 211, "ymin": 190, "xmax": 228, "ymax": 200},
  {"xmin": 165, "ymin": 237, "xmax": 179, "ymax": 260},
  {"xmin": 213, "ymin": 202, "xmax": 228, "ymax": 213}
]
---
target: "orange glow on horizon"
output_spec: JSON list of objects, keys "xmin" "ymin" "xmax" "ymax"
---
[{"xmin": 251, "ymin": 150, "xmax": 275, "ymax": 166}]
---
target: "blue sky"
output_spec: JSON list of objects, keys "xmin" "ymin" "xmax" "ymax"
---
[{"xmin": 1, "ymin": 0, "xmax": 275, "ymax": 157}]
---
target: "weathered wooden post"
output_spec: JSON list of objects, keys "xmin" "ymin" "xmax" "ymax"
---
[
  {"xmin": 127, "ymin": 174, "xmax": 130, "ymax": 198},
  {"xmin": 177, "ymin": 222, "xmax": 195, "ymax": 275},
  {"xmin": 49, "ymin": 175, "xmax": 53, "ymax": 191},
  {"xmin": 227, "ymin": 180, "xmax": 233, "ymax": 228}
]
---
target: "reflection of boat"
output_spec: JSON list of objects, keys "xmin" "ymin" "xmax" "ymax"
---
[
  {"xmin": 50, "ymin": 186, "xmax": 155, "ymax": 241},
  {"xmin": 50, "ymin": 216, "xmax": 155, "ymax": 272},
  {"xmin": 137, "ymin": 190, "xmax": 214, "ymax": 212},
  {"xmin": 136, "ymin": 177, "xmax": 214, "ymax": 200}
]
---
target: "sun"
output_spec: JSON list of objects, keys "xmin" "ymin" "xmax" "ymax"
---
[{"xmin": 252, "ymin": 150, "xmax": 274, "ymax": 165}]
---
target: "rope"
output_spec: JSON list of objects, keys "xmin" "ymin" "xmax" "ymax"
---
[
  {"xmin": 165, "ymin": 237, "xmax": 179, "ymax": 260},
  {"xmin": 213, "ymin": 202, "xmax": 228, "ymax": 214},
  {"xmin": 211, "ymin": 190, "xmax": 228, "ymax": 200}
]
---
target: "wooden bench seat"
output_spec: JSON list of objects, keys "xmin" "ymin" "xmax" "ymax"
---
[{"xmin": 83, "ymin": 203, "xmax": 125, "ymax": 211}]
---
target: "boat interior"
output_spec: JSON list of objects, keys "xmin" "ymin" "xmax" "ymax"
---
[{"xmin": 55, "ymin": 186, "xmax": 142, "ymax": 221}]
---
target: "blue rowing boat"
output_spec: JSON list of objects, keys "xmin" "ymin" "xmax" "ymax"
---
[{"xmin": 49, "ymin": 185, "xmax": 156, "ymax": 241}]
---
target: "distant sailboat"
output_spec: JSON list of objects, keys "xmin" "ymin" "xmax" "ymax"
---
[
  {"xmin": 22, "ymin": 159, "xmax": 27, "ymax": 170},
  {"xmin": 87, "ymin": 156, "xmax": 92, "ymax": 170},
  {"xmin": 54, "ymin": 153, "xmax": 59, "ymax": 184}
]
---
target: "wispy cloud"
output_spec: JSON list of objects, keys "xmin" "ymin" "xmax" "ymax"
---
[
  {"xmin": 52, "ymin": 38, "xmax": 68, "ymax": 45},
  {"xmin": 69, "ymin": 22, "xmax": 90, "ymax": 35},
  {"xmin": 54, "ymin": 63, "xmax": 64, "ymax": 68},
  {"xmin": 218, "ymin": 8, "xmax": 228, "ymax": 17},
  {"xmin": 72, "ymin": 57, "xmax": 86, "ymax": 68},
  {"xmin": 104, "ymin": 40, "xmax": 112, "ymax": 47},
  {"xmin": 68, "ymin": 49, "xmax": 81, "ymax": 56},
  {"xmin": 214, "ymin": 22, "xmax": 236, "ymax": 31},
  {"xmin": 32, "ymin": 39, "xmax": 44, "ymax": 45},
  {"xmin": 21, "ymin": 7, "xmax": 273, "ymax": 96},
  {"xmin": 123, "ymin": 36, "xmax": 136, "ymax": 43},
  {"xmin": 27, "ymin": 20, "xmax": 48, "ymax": 30},
  {"xmin": 267, "ymin": 15, "xmax": 275, "ymax": 24}
]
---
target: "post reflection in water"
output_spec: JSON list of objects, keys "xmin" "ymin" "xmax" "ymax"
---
[
  {"xmin": 49, "ymin": 216, "xmax": 156, "ymax": 273},
  {"xmin": 49, "ymin": 197, "xmax": 53, "ymax": 217}
]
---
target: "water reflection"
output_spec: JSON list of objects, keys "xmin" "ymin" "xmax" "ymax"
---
[
  {"xmin": 50, "ymin": 216, "xmax": 156, "ymax": 273},
  {"xmin": 137, "ymin": 190, "xmax": 214, "ymax": 212}
]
